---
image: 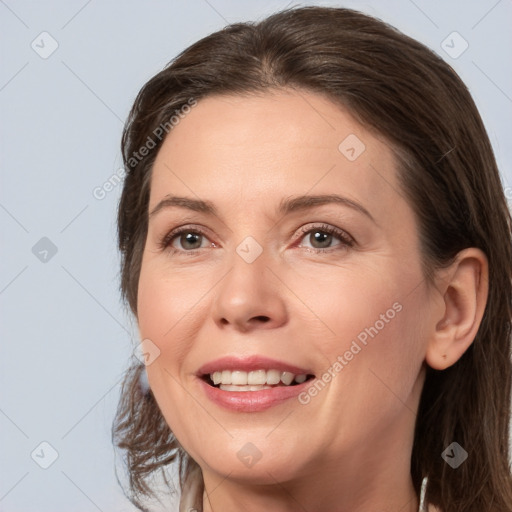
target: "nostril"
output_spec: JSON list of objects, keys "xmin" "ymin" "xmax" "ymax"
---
[{"xmin": 253, "ymin": 315, "xmax": 270, "ymax": 322}]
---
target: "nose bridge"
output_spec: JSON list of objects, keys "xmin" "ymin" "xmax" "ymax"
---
[{"xmin": 212, "ymin": 234, "xmax": 287, "ymax": 331}]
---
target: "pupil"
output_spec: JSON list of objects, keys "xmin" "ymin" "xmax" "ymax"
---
[
  {"xmin": 311, "ymin": 231, "xmax": 331, "ymax": 248},
  {"xmin": 182, "ymin": 233, "xmax": 201, "ymax": 249}
]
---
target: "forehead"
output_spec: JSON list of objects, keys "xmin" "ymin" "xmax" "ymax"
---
[{"xmin": 149, "ymin": 89, "xmax": 404, "ymax": 221}]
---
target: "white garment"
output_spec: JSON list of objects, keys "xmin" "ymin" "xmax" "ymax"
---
[{"xmin": 419, "ymin": 476, "xmax": 428, "ymax": 511}]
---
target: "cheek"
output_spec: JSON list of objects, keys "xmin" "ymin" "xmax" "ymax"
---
[
  {"xmin": 136, "ymin": 266, "xmax": 193, "ymax": 409},
  {"xmin": 310, "ymin": 294, "xmax": 426, "ymax": 455},
  {"xmin": 136, "ymin": 265, "xmax": 204, "ymax": 447},
  {"xmin": 327, "ymin": 286, "xmax": 427, "ymax": 425},
  {"xmin": 136, "ymin": 262, "xmax": 210, "ymax": 359},
  {"xmin": 288, "ymin": 264, "xmax": 406, "ymax": 354},
  {"xmin": 302, "ymin": 265, "xmax": 427, "ymax": 407},
  {"xmin": 135, "ymin": 258, "xmax": 223, "ymax": 406}
]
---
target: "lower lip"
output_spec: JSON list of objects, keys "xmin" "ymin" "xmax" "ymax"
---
[{"xmin": 197, "ymin": 377, "xmax": 314, "ymax": 412}]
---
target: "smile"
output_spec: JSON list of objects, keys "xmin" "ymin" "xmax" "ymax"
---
[
  {"xmin": 196, "ymin": 356, "xmax": 316, "ymax": 411},
  {"xmin": 207, "ymin": 369, "xmax": 312, "ymax": 390}
]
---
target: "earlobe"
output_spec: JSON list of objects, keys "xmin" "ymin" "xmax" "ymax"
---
[{"xmin": 425, "ymin": 248, "xmax": 489, "ymax": 370}]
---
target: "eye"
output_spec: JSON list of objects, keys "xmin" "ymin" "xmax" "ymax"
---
[
  {"xmin": 296, "ymin": 223, "xmax": 354, "ymax": 252},
  {"xmin": 158, "ymin": 223, "xmax": 354, "ymax": 255},
  {"xmin": 158, "ymin": 226, "xmax": 215, "ymax": 254}
]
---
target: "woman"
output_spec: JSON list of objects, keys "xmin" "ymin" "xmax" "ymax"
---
[{"xmin": 112, "ymin": 6, "xmax": 512, "ymax": 511}]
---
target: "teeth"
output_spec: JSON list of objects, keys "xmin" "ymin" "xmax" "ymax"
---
[
  {"xmin": 280, "ymin": 372, "xmax": 294, "ymax": 385},
  {"xmin": 231, "ymin": 370, "xmax": 247, "ymax": 385},
  {"xmin": 267, "ymin": 369, "xmax": 281, "ymax": 385},
  {"xmin": 209, "ymin": 369, "xmax": 309, "ymax": 387},
  {"xmin": 248, "ymin": 370, "xmax": 266, "ymax": 385},
  {"xmin": 220, "ymin": 384, "xmax": 272, "ymax": 392}
]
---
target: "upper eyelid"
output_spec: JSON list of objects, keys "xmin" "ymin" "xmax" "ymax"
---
[{"xmin": 295, "ymin": 223, "xmax": 353, "ymax": 240}]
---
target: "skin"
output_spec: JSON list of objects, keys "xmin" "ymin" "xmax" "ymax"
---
[{"xmin": 136, "ymin": 89, "xmax": 488, "ymax": 512}]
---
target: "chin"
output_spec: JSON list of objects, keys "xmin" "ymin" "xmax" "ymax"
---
[{"xmin": 191, "ymin": 437, "xmax": 309, "ymax": 484}]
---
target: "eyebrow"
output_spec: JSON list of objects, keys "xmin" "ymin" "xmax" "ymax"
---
[{"xmin": 149, "ymin": 194, "xmax": 375, "ymax": 223}]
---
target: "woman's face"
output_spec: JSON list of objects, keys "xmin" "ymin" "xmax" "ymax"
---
[{"xmin": 137, "ymin": 90, "xmax": 436, "ymax": 488}]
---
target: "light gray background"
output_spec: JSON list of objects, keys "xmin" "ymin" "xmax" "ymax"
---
[{"xmin": 1, "ymin": 1, "xmax": 511, "ymax": 511}]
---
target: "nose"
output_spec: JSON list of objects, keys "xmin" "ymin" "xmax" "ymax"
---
[{"xmin": 211, "ymin": 246, "xmax": 288, "ymax": 333}]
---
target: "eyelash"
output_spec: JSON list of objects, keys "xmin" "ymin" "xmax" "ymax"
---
[{"xmin": 157, "ymin": 223, "xmax": 355, "ymax": 255}]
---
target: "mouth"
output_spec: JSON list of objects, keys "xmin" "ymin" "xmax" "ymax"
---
[
  {"xmin": 195, "ymin": 355, "xmax": 317, "ymax": 411},
  {"xmin": 200, "ymin": 369, "xmax": 316, "ymax": 391}
]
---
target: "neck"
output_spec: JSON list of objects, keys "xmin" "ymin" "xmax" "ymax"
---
[
  {"xmin": 202, "ymin": 477, "xmax": 418, "ymax": 512},
  {"xmin": 202, "ymin": 468, "xmax": 419, "ymax": 512}
]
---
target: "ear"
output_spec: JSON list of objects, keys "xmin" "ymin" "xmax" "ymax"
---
[{"xmin": 425, "ymin": 248, "xmax": 489, "ymax": 370}]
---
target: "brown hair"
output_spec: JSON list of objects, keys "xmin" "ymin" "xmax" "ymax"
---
[{"xmin": 112, "ymin": 6, "xmax": 512, "ymax": 511}]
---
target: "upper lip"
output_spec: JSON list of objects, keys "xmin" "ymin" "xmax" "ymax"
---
[{"xmin": 196, "ymin": 355, "xmax": 314, "ymax": 376}]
